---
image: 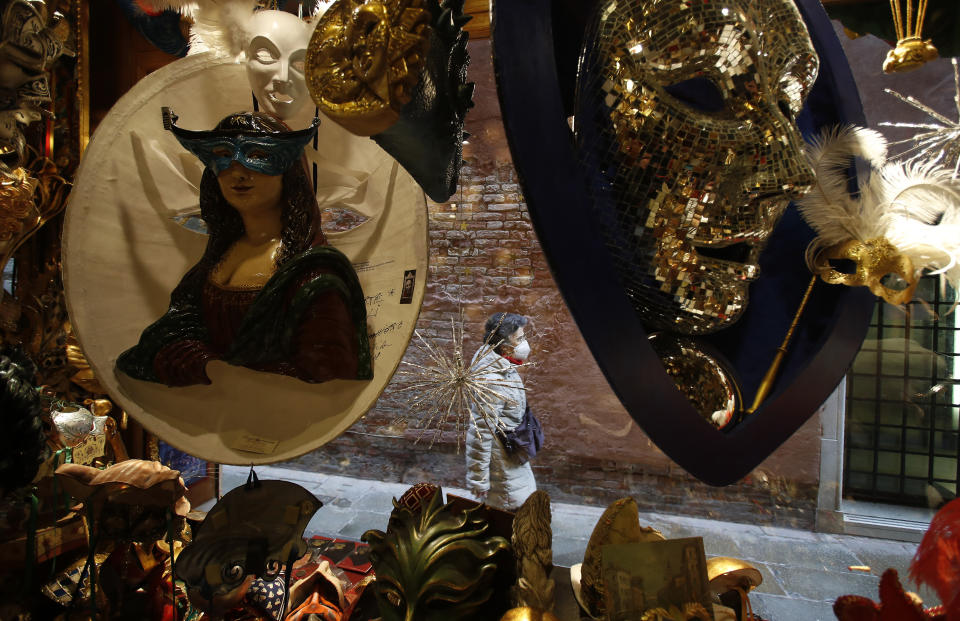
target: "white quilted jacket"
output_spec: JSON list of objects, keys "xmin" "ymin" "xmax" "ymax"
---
[{"xmin": 464, "ymin": 346, "xmax": 537, "ymax": 511}]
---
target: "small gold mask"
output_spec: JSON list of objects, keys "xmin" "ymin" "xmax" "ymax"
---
[
  {"xmin": 882, "ymin": 37, "xmax": 938, "ymax": 74},
  {"xmin": 813, "ymin": 237, "xmax": 918, "ymax": 306}
]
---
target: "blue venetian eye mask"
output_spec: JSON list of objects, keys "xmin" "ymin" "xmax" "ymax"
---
[
  {"xmin": 162, "ymin": 108, "xmax": 319, "ymax": 176},
  {"xmin": 182, "ymin": 134, "xmax": 314, "ymax": 176}
]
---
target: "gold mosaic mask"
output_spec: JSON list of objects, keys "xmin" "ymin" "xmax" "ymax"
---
[
  {"xmin": 575, "ymin": 0, "xmax": 819, "ymax": 335},
  {"xmin": 813, "ymin": 237, "xmax": 919, "ymax": 306}
]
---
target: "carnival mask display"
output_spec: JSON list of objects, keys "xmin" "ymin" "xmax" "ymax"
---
[
  {"xmin": 362, "ymin": 486, "xmax": 511, "ymax": 621},
  {"xmin": 0, "ymin": 0, "xmax": 71, "ymax": 282},
  {"xmin": 0, "ymin": 0, "xmax": 72, "ymax": 178},
  {"xmin": 175, "ymin": 477, "xmax": 321, "ymax": 618},
  {"xmin": 306, "ymin": 0, "xmax": 474, "ymax": 202},
  {"xmin": 370, "ymin": 0, "xmax": 472, "ymax": 204},
  {"xmin": 245, "ymin": 10, "xmax": 313, "ymax": 120},
  {"xmin": 65, "ymin": 35, "xmax": 429, "ymax": 464},
  {"xmin": 138, "ymin": 0, "xmax": 471, "ymax": 201},
  {"xmin": 574, "ymin": 0, "xmax": 819, "ymax": 335}
]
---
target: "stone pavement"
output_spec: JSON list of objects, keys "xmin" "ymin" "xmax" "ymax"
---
[{"xmin": 217, "ymin": 465, "xmax": 937, "ymax": 621}]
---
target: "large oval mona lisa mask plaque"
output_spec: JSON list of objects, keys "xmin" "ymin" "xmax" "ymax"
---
[
  {"xmin": 64, "ymin": 53, "xmax": 427, "ymax": 464},
  {"xmin": 493, "ymin": 0, "xmax": 875, "ymax": 485}
]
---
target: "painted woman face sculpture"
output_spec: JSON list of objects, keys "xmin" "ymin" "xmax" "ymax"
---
[
  {"xmin": 245, "ymin": 11, "xmax": 312, "ymax": 120},
  {"xmin": 115, "ymin": 111, "xmax": 372, "ymax": 387},
  {"xmin": 575, "ymin": 0, "xmax": 819, "ymax": 335}
]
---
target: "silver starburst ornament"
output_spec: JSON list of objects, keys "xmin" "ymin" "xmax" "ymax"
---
[
  {"xmin": 393, "ymin": 313, "xmax": 523, "ymax": 451},
  {"xmin": 880, "ymin": 58, "xmax": 960, "ymax": 177}
]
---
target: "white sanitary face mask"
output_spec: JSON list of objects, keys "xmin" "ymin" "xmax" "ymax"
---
[
  {"xmin": 245, "ymin": 11, "xmax": 312, "ymax": 120},
  {"xmin": 512, "ymin": 338, "xmax": 531, "ymax": 362}
]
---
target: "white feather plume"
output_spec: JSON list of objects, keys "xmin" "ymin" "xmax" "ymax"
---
[
  {"xmin": 132, "ymin": 0, "xmax": 257, "ymax": 58},
  {"xmin": 190, "ymin": 0, "xmax": 257, "ymax": 58},
  {"xmin": 799, "ymin": 124, "xmax": 960, "ymax": 302}
]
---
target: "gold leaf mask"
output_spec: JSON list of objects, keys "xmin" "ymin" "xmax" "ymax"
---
[{"xmin": 305, "ymin": 0, "xmax": 431, "ymax": 136}]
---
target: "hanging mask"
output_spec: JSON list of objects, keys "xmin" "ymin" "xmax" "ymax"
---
[
  {"xmin": 175, "ymin": 476, "xmax": 321, "ymax": 618},
  {"xmin": 245, "ymin": 10, "xmax": 313, "ymax": 120},
  {"xmin": 493, "ymin": 0, "xmax": 872, "ymax": 484},
  {"xmin": 368, "ymin": 0, "xmax": 474, "ymax": 204},
  {"xmin": 574, "ymin": 0, "xmax": 818, "ymax": 335},
  {"xmin": 305, "ymin": 0, "xmax": 475, "ymax": 203},
  {"xmin": 0, "ymin": 0, "xmax": 73, "ymax": 75},
  {"xmin": 0, "ymin": 107, "xmax": 37, "ymax": 176},
  {"xmin": 164, "ymin": 108, "xmax": 319, "ymax": 175}
]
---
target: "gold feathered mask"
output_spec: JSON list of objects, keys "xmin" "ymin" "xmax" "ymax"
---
[{"xmin": 799, "ymin": 125, "xmax": 960, "ymax": 306}]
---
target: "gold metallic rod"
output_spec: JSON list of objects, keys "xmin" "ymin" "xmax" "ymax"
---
[
  {"xmin": 890, "ymin": 0, "xmax": 904, "ymax": 40},
  {"xmin": 916, "ymin": 0, "xmax": 928, "ymax": 38},
  {"xmin": 746, "ymin": 274, "xmax": 818, "ymax": 414}
]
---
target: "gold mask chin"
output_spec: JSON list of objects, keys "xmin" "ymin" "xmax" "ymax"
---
[{"xmin": 813, "ymin": 237, "xmax": 919, "ymax": 306}]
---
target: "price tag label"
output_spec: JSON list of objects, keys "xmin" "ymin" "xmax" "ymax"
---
[{"xmin": 229, "ymin": 433, "xmax": 279, "ymax": 455}]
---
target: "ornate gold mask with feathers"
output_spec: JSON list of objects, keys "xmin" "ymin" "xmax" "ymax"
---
[
  {"xmin": 799, "ymin": 125, "xmax": 960, "ymax": 306},
  {"xmin": 816, "ymin": 237, "xmax": 918, "ymax": 306}
]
